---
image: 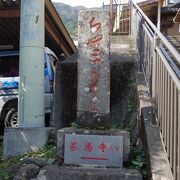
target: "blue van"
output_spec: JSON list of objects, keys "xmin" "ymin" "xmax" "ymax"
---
[{"xmin": 0, "ymin": 47, "xmax": 58, "ymax": 127}]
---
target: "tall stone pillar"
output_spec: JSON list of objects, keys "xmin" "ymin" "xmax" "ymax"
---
[{"xmin": 77, "ymin": 10, "xmax": 110, "ymax": 128}]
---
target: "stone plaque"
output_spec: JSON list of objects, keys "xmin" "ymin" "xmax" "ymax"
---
[
  {"xmin": 64, "ymin": 134, "xmax": 123, "ymax": 167},
  {"xmin": 77, "ymin": 10, "xmax": 110, "ymax": 128}
]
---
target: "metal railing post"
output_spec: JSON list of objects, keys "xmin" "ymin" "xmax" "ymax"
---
[
  {"xmin": 129, "ymin": 0, "xmax": 131, "ymax": 35},
  {"xmin": 109, "ymin": 0, "xmax": 113, "ymax": 35},
  {"xmin": 152, "ymin": 35, "xmax": 159, "ymax": 102},
  {"xmin": 139, "ymin": 17, "xmax": 145, "ymax": 71}
]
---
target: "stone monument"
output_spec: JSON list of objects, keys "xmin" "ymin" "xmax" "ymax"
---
[
  {"xmin": 77, "ymin": 10, "xmax": 110, "ymax": 128},
  {"xmin": 57, "ymin": 9, "xmax": 130, "ymax": 169}
]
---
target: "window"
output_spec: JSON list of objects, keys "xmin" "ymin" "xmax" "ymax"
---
[{"xmin": 0, "ymin": 56, "xmax": 19, "ymax": 77}]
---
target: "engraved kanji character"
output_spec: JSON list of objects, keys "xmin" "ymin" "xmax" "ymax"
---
[
  {"xmin": 89, "ymin": 17, "xmax": 101, "ymax": 32},
  {"xmin": 69, "ymin": 140, "xmax": 78, "ymax": 151},
  {"xmin": 84, "ymin": 143, "xmax": 93, "ymax": 152},
  {"xmin": 98, "ymin": 142, "xmax": 107, "ymax": 152}
]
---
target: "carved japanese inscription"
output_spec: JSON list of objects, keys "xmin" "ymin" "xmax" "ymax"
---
[
  {"xmin": 64, "ymin": 134, "xmax": 123, "ymax": 167},
  {"xmin": 77, "ymin": 10, "xmax": 110, "ymax": 128}
]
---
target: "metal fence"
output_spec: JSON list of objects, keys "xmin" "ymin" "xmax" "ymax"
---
[
  {"xmin": 103, "ymin": 1, "xmax": 130, "ymax": 34},
  {"xmin": 113, "ymin": 3, "xmax": 130, "ymax": 34},
  {"xmin": 131, "ymin": 1, "xmax": 180, "ymax": 179}
]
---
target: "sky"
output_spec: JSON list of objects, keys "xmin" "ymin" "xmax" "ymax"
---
[
  {"xmin": 52, "ymin": 0, "xmax": 145, "ymax": 8},
  {"xmin": 52, "ymin": 0, "xmax": 109, "ymax": 8}
]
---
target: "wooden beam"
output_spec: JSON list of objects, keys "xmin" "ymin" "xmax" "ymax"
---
[
  {"xmin": 45, "ymin": 0, "xmax": 77, "ymax": 54},
  {"xmin": 0, "ymin": 9, "xmax": 20, "ymax": 18},
  {"xmin": 45, "ymin": 19, "xmax": 70, "ymax": 57},
  {"xmin": 0, "ymin": 39, "xmax": 18, "ymax": 45},
  {"xmin": 45, "ymin": 12, "xmax": 75, "ymax": 56},
  {"xmin": 174, "ymin": 9, "xmax": 180, "ymax": 23}
]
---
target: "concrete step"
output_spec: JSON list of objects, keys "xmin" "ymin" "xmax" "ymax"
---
[
  {"xmin": 110, "ymin": 35, "xmax": 137, "ymax": 54},
  {"xmin": 111, "ymin": 35, "xmax": 130, "ymax": 44},
  {"xmin": 37, "ymin": 165, "xmax": 143, "ymax": 180}
]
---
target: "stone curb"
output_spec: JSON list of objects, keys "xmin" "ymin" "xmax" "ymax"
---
[
  {"xmin": 136, "ymin": 71, "xmax": 173, "ymax": 180},
  {"xmin": 37, "ymin": 165, "xmax": 142, "ymax": 180}
]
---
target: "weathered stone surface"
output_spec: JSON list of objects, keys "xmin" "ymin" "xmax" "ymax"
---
[
  {"xmin": 9, "ymin": 164, "xmax": 21, "ymax": 176},
  {"xmin": 77, "ymin": 111, "xmax": 111, "ymax": 128},
  {"xmin": 77, "ymin": 10, "xmax": 110, "ymax": 128},
  {"xmin": 111, "ymin": 63, "xmax": 136, "ymax": 127},
  {"xmin": 51, "ymin": 54, "xmax": 77, "ymax": 129},
  {"xmin": 22, "ymin": 158, "xmax": 47, "ymax": 168},
  {"xmin": 57, "ymin": 128, "xmax": 130, "ymax": 161},
  {"xmin": 37, "ymin": 165, "xmax": 142, "ymax": 180},
  {"xmin": 3, "ymin": 127, "xmax": 52, "ymax": 158},
  {"xmin": 14, "ymin": 164, "xmax": 40, "ymax": 179},
  {"xmin": 46, "ymin": 158, "xmax": 56, "ymax": 165},
  {"xmin": 64, "ymin": 134, "xmax": 123, "ymax": 167}
]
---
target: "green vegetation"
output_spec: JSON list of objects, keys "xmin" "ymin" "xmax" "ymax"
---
[
  {"xmin": 0, "ymin": 139, "xmax": 56, "ymax": 180},
  {"xmin": 110, "ymin": 122, "xmax": 147, "ymax": 179},
  {"xmin": 127, "ymin": 146, "xmax": 147, "ymax": 179},
  {"xmin": 70, "ymin": 121, "xmax": 109, "ymax": 130},
  {"xmin": 110, "ymin": 76, "xmax": 147, "ymax": 178},
  {"xmin": 70, "ymin": 121, "xmax": 80, "ymax": 129},
  {"xmin": 110, "ymin": 122, "xmax": 129, "ymax": 131},
  {"xmin": 61, "ymin": 17, "xmax": 78, "ymax": 36},
  {"xmin": 53, "ymin": 2, "xmax": 87, "ymax": 36}
]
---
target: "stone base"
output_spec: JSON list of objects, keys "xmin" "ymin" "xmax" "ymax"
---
[
  {"xmin": 57, "ymin": 128, "xmax": 130, "ymax": 162},
  {"xmin": 3, "ymin": 127, "xmax": 53, "ymax": 158},
  {"xmin": 38, "ymin": 165, "xmax": 142, "ymax": 180}
]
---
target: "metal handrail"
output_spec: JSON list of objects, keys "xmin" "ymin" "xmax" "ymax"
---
[
  {"xmin": 156, "ymin": 47, "xmax": 180, "ymax": 90},
  {"xmin": 131, "ymin": 0, "xmax": 180, "ymax": 64},
  {"xmin": 131, "ymin": 1, "xmax": 180, "ymax": 179},
  {"xmin": 159, "ymin": 45, "xmax": 180, "ymax": 79}
]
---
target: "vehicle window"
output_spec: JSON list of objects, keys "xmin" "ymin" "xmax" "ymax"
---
[
  {"xmin": 0, "ymin": 56, "xmax": 19, "ymax": 77},
  {"xmin": 50, "ymin": 55, "xmax": 57, "ymax": 72}
]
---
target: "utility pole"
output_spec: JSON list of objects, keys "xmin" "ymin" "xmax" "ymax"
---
[
  {"xmin": 18, "ymin": 0, "xmax": 45, "ymax": 127},
  {"xmin": 2, "ymin": 0, "xmax": 49, "ymax": 158}
]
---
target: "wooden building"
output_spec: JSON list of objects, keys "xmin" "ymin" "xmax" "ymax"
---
[{"xmin": 0, "ymin": 0, "xmax": 77, "ymax": 58}]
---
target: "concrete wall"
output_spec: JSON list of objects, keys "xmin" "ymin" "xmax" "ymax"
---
[
  {"xmin": 51, "ymin": 53, "xmax": 77, "ymax": 129},
  {"xmin": 51, "ymin": 53, "xmax": 137, "ymax": 129}
]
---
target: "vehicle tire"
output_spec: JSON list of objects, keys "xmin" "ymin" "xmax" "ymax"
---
[{"xmin": 4, "ymin": 107, "xmax": 18, "ymax": 127}]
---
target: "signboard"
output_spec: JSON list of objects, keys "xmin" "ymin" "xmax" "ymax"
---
[{"xmin": 64, "ymin": 134, "xmax": 123, "ymax": 167}]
